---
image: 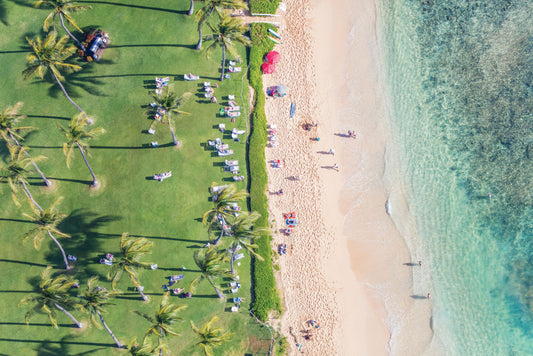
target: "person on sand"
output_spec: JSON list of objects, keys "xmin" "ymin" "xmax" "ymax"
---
[
  {"xmin": 329, "ymin": 148, "xmax": 335, "ymax": 155},
  {"xmin": 427, "ymin": 293, "xmax": 431, "ymax": 299},
  {"xmin": 333, "ymin": 163, "xmax": 339, "ymax": 171}
]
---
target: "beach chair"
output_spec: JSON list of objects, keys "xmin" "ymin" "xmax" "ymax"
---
[
  {"xmin": 204, "ymin": 82, "xmax": 211, "ymax": 87},
  {"xmin": 230, "ymin": 306, "xmax": 239, "ymax": 312},
  {"xmin": 212, "ymin": 185, "xmax": 228, "ymax": 194},
  {"xmin": 219, "ymin": 123, "xmax": 225, "ymax": 132},
  {"xmin": 230, "ymin": 281, "xmax": 240, "ymax": 288},
  {"xmin": 218, "ymin": 149, "xmax": 233, "ymax": 157},
  {"xmin": 151, "ymin": 141, "xmax": 158, "ymax": 147},
  {"xmin": 148, "ymin": 128, "xmax": 156, "ymax": 135},
  {"xmin": 228, "ymin": 95, "xmax": 235, "ymax": 100},
  {"xmin": 184, "ymin": 73, "xmax": 200, "ymax": 81},
  {"xmin": 232, "ymin": 128, "xmax": 246, "ymax": 135},
  {"xmin": 231, "ymin": 288, "xmax": 239, "ymax": 294},
  {"xmin": 229, "ymin": 61, "xmax": 236, "ymax": 66},
  {"xmin": 100, "ymin": 258, "xmax": 112, "ymax": 266},
  {"xmin": 233, "ymin": 253, "xmax": 245, "ymax": 261},
  {"xmin": 228, "ymin": 66, "xmax": 242, "ymax": 73},
  {"xmin": 225, "ymin": 160, "xmax": 238, "ymax": 166},
  {"xmin": 216, "ymin": 137, "xmax": 222, "ymax": 145}
]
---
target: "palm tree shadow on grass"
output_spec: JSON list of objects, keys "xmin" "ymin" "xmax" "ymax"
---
[
  {"xmin": 0, "ymin": 259, "xmax": 48, "ymax": 268},
  {"xmin": 51, "ymin": 209, "xmax": 122, "ymax": 279},
  {"xmin": 77, "ymin": 0, "xmax": 186, "ymax": 14}
]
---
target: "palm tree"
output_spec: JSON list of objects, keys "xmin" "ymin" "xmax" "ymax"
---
[
  {"xmin": 23, "ymin": 196, "xmax": 71, "ymax": 270},
  {"xmin": 204, "ymin": 14, "xmax": 250, "ymax": 81},
  {"xmin": 133, "ymin": 292, "xmax": 186, "ymax": 356},
  {"xmin": 107, "ymin": 233, "xmax": 154, "ymax": 301},
  {"xmin": 78, "ymin": 276, "xmax": 123, "ymax": 348},
  {"xmin": 19, "ymin": 266, "xmax": 83, "ymax": 328},
  {"xmin": 190, "ymin": 246, "xmax": 230, "ymax": 299},
  {"xmin": 0, "ymin": 145, "xmax": 44, "ymax": 209},
  {"xmin": 34, "ymin": 0, "xmax": 92, "ymax": 50},
  {"xmin": 23, "ymin": 31, "xmax": 85, "ymax": 113},
  {"xmin": 149, "ymin": 84, "xmax": 191, "ymax": 146},
  {"xmin": 0, "ymin": 102, "xmax": 51, "ymax": 186},
  {"xmin": 190, "ymin": 316, "xmax": 233, "ymax": 356},
  {"xmin": 202, "ymin": 183, "xmax": 249, "ymax": 231},
  {"xmin": 225, "ymin": 211, "xmax": 267, "ymax": 274},
  {"xmin": 195, "ymin": 0, "xmax": 247, "ymax": 50},
  {"xmin": 57, "ymin": 112, "xmax": 104, "ymax": 187},
  {"xmin": 125, "ymin": 338, "xmax": 158, "ymax": 356}
]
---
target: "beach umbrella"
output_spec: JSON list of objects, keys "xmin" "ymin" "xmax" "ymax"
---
[
  {"xmin": 262, "ymin": 62, "xmax": 275, "ymax": 74},
  {"xmin": 266, "ymin": 51, "xmax": 280, "ymax": 64}
]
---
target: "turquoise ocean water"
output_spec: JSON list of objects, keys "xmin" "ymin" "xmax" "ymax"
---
[{"xmin": 377, "ymin": 0, "xmax": 533, "ymax": 354}]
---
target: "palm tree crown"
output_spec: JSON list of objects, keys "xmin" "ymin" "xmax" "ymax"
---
[
  {"xmin": 0, "ymin": 145, "xmax": 44, "ymax": 208},
  {"xmin": 203, "ymin": 183, "xmax": 249, "ymax": 226},
  {"xmin": 57, "ymin": 112, "xmax": 104, "ymax": 186},
  {"xmin": 150, "ymin": 84, "xmax": 191, "ymax": 146},
  {"xmin": 19, "ymin": 266, "xmax": 83, "ymax": 328},
  {"xmin": 0, "ymin": 102, "xmax": 51, "ymax": 186},
  {"xmin": 190, "ymin": 315, "xmax": 233, "ymax": 356},
  {"xmin": 0, "ymin": 102, "xmax": 34, "ymax": 145},
  {"xmin": 79, "ymin": 276, "xmax": 123, "ymax": 348},
  {"xmin": 107, "ymin": 233, "xmax": 154, "ymax": 301},
  {"xmin": 190, "ymin": 246, "xmax": 231, "ymax": 299},
  {"xmin": 195, "ymin": 0, "xmax": 247, "ymax": 50},
  {"xmin": 204, "ymin": 14, "xmax": 250, "ymax": 80},
  {"xmin": 134, "ymin": 292, "xmax": 186, "ymax": 355},
  {"xmin": 23, "ymin": 31, "xmax": 85, "ymax": 113},
  {"xmin": 34, "ymin": 0, "xmax": 91, "ymax": 33}
]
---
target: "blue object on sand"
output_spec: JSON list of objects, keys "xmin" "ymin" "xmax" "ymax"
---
[{"xmin": 290, "ymin": 102, "xmax": 296, "ymax": 118}]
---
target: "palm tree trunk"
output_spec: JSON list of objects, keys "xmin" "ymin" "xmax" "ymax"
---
[
  {"xmin": 97, "ymin": 310, "xmax": 123, "ymax": 348},
  {"xmin": 196, "ymin": 21, "xmax": 204, "ymax": 50},
  {"xmin": 207, "ymin": 277, "xmax": 225, "ymax": 299},
  {"xmin": 133, "ymin": 276, "xmax": 149, "ymax": 301},
  {"xmin": 52, "ymin": 72, "xmax": 84, "ymax": 113},
  {"xmin": 10, "ymin": 134, "xmax": 51, "ymax": 187},
  {"xmin": 187, "ymin": 0, "xmax": 194, "ymax": 15},
  {"xmin": 54, "ymin": 302, "xmax": 83, "ymax": 328},
  {"xmin": 213, "ymin": 227, "xmax": 224, "ymax": 245},
  {"xmin": 230, "ymin": 248, "xmax": 236, "ymax": 275},
  {"xmin": 170, "ymin": 127, "xmax": 179, "ymax": 146},
  {"xmin": 47, "ymin": 231, "xmax": 71, "ymax": 270},
  {"xmin": 20, "ymin": 179, "xmax": 42, "ymax": 211},
  {"xmin": 220, "ymin": 45, "xmax": 226, "ymax": 82},
  {"xmin": 196, "ymin": 8, "xmax": 215, "ymax": 50},
  {"xmin": 59, "ymin": 13, "xmax": 86, "ymax": 51},
  {"xmin": 75, "ymin": 142, "xmax": 98, "ymax": 187}
]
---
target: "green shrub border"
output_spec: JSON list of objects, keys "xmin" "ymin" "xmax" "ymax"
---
[
  {"xmin": 249, "ymin": 0, "xmax": 281, "ymax": 14},
  {"xmin": 248, "ymin": 22, "xmax": 282, "ymax": 321}
]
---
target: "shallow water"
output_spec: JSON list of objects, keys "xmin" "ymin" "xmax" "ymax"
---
[{"xmin": 377, "ymin": 0, "xmax": 533, "ymax": 354}]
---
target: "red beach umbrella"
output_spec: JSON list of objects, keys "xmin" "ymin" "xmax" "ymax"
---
[
  {"xmin": 262, "ymin": 62, "xmax": 276, "ymax": 74},
  {"xmin": 266, "ymin": 50, "xmax": 280, "ymax": 64}
]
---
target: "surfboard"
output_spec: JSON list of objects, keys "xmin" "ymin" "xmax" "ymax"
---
[
  {"xmin": 267, "ymin": 36, "xmax": 282, "ymax": 45},
  {"xmin": 268, "ymin": 28, "xmax": 282, "ymax": 39},
  {"xmin": 290, "ymin": 102, "xmax": 296, "ymax": 118}
]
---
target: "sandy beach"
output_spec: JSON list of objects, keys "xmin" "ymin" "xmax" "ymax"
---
[{"xmin": 261, "ymin": 0, "xmax": 426, "ymax": 354}]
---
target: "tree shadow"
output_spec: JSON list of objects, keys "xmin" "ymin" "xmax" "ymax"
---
[
  {"xmin": 0, "ymin": 322, "xmax": 74, "ymax": 327},
  {"xmin": 0, "ymin": 337, "xmax": 114, "ymax": 347},
  {"xmin": 54, "ymin": 209, "xmax": 122, "ymax": 280},
  {"xmin": 98, "ymin": 232, "xmax": 203, "ymax": 244},
  {"xmin": 108, "ymin": 43, "xmax": 195, "ymax": 50},
  {"xmin": 77, "ymin": 0, "xmax": 186, "ymax": 14},
  {"xmin": 25, "ymin": 114, "xmax": 71, "ymax": 121},
  {"xmin": 46, "ymin": 177, "xmax": 93, "ymax": 186},
  {"xmin": 0, "ymin": 259, "xmax": 48, "ymax": 268}
]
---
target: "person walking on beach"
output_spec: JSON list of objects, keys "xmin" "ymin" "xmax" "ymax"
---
[
  {"xmin": 328, "ymin": 148, "xmax": 335, "ymax": 155},
  {"xmin": 333, "ymin": 163, "xmax": 339, "ymax": 171}
]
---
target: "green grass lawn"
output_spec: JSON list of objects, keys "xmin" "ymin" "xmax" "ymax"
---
[{"xmin": 0, "ymin": 1, "xmax": 274, "ymax": 354}]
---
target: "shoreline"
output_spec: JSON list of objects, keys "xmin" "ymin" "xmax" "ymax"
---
[{"xmin": 261, "ymin": 0, "xmax": 414, "ymax": 354}]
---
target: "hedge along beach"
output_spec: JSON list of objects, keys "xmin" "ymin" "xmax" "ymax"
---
[{"xmin": 262, "ymin": 0, "xmax": 431, "ymax": 354}]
